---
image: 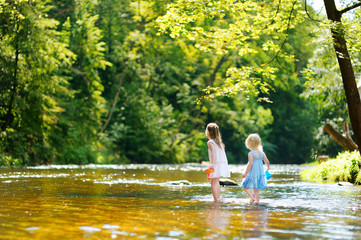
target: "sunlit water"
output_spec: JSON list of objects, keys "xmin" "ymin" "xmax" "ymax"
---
[{"xmin": 1, "ymin": 164, "xmax": 361, "ymax": 239}]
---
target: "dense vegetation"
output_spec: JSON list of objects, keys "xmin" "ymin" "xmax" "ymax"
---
[
  {"xmin": 0, "ymin": 0, "xmax": 359, "ymax": 166},
  {"xmin": 301, "ymin": 151, "xmax": 361, "ymax": 184}
]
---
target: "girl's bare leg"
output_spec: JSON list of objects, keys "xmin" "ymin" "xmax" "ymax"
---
[
  {"xmin": 211, "ymin": 178, "xmax": 220, "ymax": 202},
  {"xmin": 243, "ymin": 187, "xmax": 254, "ymax": 203},
  {"xmin": 253, "ymin": 189, "xmax": 260, "ymax": 204}
]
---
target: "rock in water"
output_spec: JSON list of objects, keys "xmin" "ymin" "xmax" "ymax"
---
[
  {"xmin": 317, "ymin": 155, "xmax": 329, "ymax": 164},
  {"xmin": 219, "ymin": 178, "xmax": 238, "ymax": 186},
  {"xmin": 168, "ymin": 180, "xmax": 191, "ymax": 185},
  {"xmin": 337, "ymin": 182, "xmax": 354, "ymax": 186}
]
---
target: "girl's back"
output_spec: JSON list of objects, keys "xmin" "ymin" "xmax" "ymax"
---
[
  {"xmin": 242, "ymin": 150, "xmax": 267, "ymax": 189},
  {"xmin": 208, "ymin": 139, "xmax": 228, "ymax": 164},
  {"xmin": 249, "ymin": 151, "xmax": 265, "ymax": 175}
]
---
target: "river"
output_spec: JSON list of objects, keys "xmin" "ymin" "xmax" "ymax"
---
[{"xmin": 1, "ymin": 164, "xmax": 361, "ymax": 239}]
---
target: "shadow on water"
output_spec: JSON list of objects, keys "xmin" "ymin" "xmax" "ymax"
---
[{"xmin": 1, "ymin": 164, "xmax": 361, "ymax": 239}]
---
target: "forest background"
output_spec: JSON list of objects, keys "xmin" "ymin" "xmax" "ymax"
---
[{"xmin": 1, "ymin": 0, "xmax": 360, "ymax": 166}]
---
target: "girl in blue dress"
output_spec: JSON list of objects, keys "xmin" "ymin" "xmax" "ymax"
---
[{"xmin": 241, "ymin": 133, "xmax": 270, "ymax": 205}]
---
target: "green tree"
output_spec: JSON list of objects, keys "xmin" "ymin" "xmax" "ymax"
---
[
  {"xmin": 0, "ymin": 0, "xmax": 325, "ymax": 165},
  {"xmin": 0, "ymin": 0, "xmax": 75, "ymax": 165},
  {"xmin": 322, "ymin": 0, "xmax": 361, "ymax": 156},
  {"xmin": 303, "ymin": 4, "xmax": 361, "ymax": 157},
  {"xmin": 262, "ymin": 17, "xmax": 318, "ymax": 163},
  {"xmin": 157, "ymin": 0, "xmax": 307, "ymax": 101},
  {"xmin": 48, "ymin": 0, "xmax": 109, "ymax": 163},
  {"xmin": 96, "ymin": 0, "xmax": 209, "ymax": 163},
  {"xmin": 157, "ymin": 0, "xmax": 319, "ymax": 163},
  {"xmin": 95, "ymin": 0, "xmax": 277, "ymax": 164}
]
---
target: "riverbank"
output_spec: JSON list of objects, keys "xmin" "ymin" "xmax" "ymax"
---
[{"xmin": 300, "ymin": 151, "xmax": 361, "ymax": 185}]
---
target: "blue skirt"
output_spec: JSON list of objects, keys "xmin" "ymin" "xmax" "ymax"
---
[{"xmin": 241, "ymin": 159, "xmax": 267, "ymax": 189}]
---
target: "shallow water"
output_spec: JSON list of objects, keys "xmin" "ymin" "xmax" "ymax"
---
[{"xmin": 1, "ymin": 164, "xmax": 361, "ymax": 239}]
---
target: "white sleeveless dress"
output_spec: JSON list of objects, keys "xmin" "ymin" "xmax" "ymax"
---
[{"xmin": 208, "ymin": 139, "xmax": 231, "ymax": 178}]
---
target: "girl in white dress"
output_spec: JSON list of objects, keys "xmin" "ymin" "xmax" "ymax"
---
[{"xmin": 205, "ymin": 123, "xmax": 231, "ymax": 202}]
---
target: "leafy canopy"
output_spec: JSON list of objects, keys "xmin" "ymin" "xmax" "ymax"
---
[{"xmin": 157, "ymin": 0, "xmax": 307, "ymax": 101}]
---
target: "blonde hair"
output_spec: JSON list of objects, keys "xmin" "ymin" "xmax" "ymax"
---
[
  {"xmin": 205, "ymin": 123, "xmax": 225, "ymax": 149},
  {"xmin": 245, "ymin": 133, "xmax": 262, "ymax": 151}
]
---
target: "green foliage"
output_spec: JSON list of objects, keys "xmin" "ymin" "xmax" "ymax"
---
[
  {"xmin": 257, "ymin": 11, "xmax": 319, "ymax": 163},
  {"xmin": 0, "ymin": 0, "xmax": 75, "ymax": 164},
  {"xmin": 157, "ymin": 0, "xmax": 307, "ymax": 101},
  {"xmin": 264, "ymin": 88, "xmax": 318, "ymax": 163},
  {"xmin": 107, "ymin": 91, "xmax": 178, "ymax": 163},
  {"xmin": 94, "ymin": 0, "xmax": 277, "ymax": 164},
  {"xmin": 302, "ymin": 8, "xmax": 361, "ymax": 157},
  {"xmin": 300, "ymin": 151, "xmax": 361, "ymax": 184},
  {"xmin": 156, "ymin": 0, "xmax": 320, "ymax": 163},
  {"xmin": 0, "ymin": 154, "xmax": 23, "ymax": 167},
  {"xmin": 0, "ymin": 0, "xmax": 109, "ymax": 165},
  {"xmin": 0, "ymin": 1, "xmax": 344, "ymax": 165},
  {"xmin": 52, "ymin": 0, "xmax": 109, "ymax": 163},
  {"xmin": 206, "ymin": 96, "xmax": 274, "ymax": 163}
]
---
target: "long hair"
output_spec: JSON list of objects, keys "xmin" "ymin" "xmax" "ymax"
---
[{"xmin": 205, "ymin": 123, "xmax": 225, "ymax": 149}]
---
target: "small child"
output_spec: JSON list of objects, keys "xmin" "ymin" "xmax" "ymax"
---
[
  {"xmin": 241, "ymin": 133, "xmax": 270, "ymax": 205},
  {"xmin": 205, "ymin": 123, "xmax": 231, "ymax": 202}
]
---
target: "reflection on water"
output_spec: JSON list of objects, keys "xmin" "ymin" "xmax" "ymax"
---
[
  {"xmin": 1, "ymin": 164, "xmax": 361, "ymax": 239},
  {"xmin": 239, "ymin": 204, "xmax": 269, "ymax": 237},
  {"xmin": 205, "ymin": 201, "xmax": 231, "ymax": 239},
  {"xmin": 206, "ymin": 202, "xmax": 231, "ymax": 231}
]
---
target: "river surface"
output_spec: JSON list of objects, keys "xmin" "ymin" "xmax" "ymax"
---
[{"xmin": 1, "ymin": 164, "xmax": 361, "ymax": 239}]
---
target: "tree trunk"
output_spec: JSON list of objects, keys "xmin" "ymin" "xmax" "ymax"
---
[
  {"xmin": 189, "ymin": 54, "xmax": 229, "ymax": 131},
  {"xmin": 323, "ymin": 0, "xmax": 361, "ymax": 157},
  {"xmin": 100, "ymin": 70, "xmax": 126, "ymax": 133},
  {"xmin": 207, "ymin": 54, "xmax": 228, "ymax": 86},
  {"xmin": 323, "ymin": 123, "xmax": 358, "ymax": 151},
  {"xmin": 1, "ymin": 22, "xmax": 20, "ymax": 131}
]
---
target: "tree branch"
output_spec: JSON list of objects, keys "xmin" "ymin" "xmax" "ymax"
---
[
  {"xmin": 263, "ymin": 0, "xmax": 282, "ymax": 30},
  {"xmin": 276, "ymin": 57, "xmax": 289, "ymax": 71},
  {"xmin": 304, "ymin": 0, "xmax": 323, "ymax": 23},
  {"xmin": 263, "ymin": 0, "xmax": 297, "ymax": 66},
  {"xmin": 324, "ymin": 123, "xmax": 358, "ymax": 151},
  {"xmin": 339, "ymin": 1, "xmax": 361, "ymax": 15},
  {"xmin": 181, "ymin": 53, "xmax": 229, "ymax": 133},
  {"xmin": 196, "ymin": 53, "xmax": 230, "ymax": 103},
  {"xmin": 2, "ymin": 20, "xmax": 20, "ymax": 131},
  {"xmin": 207, "ymin": 54, "xmax": 228, "ymax": 86},
  {"xmin": 100, "ymin": 69, "xmax": 127, "ymax": 133}
]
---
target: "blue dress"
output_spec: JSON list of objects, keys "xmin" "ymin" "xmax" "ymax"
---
[{"xmin": 241, "ymin": 151, "xmax": 267, "ymax": 189}]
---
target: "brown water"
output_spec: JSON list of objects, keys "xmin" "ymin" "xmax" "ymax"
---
[{"xmin": 1, "ymin": 164, "xmax": 361, "ymax": 239}]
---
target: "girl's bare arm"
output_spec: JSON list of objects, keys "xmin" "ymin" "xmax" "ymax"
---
[
  {"xmin": 207, "ymin": 142, "xmax": 215, "ymax": 167},
  {"xmin": 263, "ymin": 153, "xmax": 270, "ymax": 171}
]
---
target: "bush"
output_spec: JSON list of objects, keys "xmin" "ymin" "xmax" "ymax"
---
[
  {"xmin": 0, "ymin": 154, "xmax": 23, "ymax": 166},
  {"xmin": 300, "ymin": 151, "xmax": 361, "ymax": 184}
]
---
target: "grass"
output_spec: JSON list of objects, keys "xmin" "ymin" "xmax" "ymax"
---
[{"xmin": 300, "ymin": 151, "xmax": 361, "ymax": 185}]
